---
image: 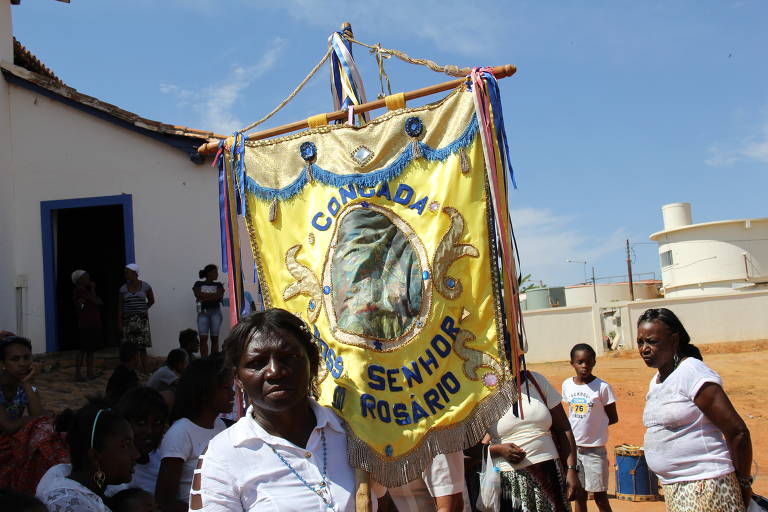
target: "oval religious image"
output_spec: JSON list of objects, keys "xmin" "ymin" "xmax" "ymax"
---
[{"xmin": 331, "ymin": 208, "xmax": 423, "ymax": 341}]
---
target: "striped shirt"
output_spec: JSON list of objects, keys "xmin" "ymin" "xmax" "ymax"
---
[{"xmin": 119, "ymin": 281, "xmax": 152, "ymax": 313}]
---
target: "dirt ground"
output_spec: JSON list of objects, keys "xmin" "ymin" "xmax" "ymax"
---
[{"xmin": 33, "ymin": 341, "xmax": 768, "ymax": 511}]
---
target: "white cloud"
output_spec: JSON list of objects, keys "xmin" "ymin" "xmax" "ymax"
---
[
  {"xmin": 509, "ymin": 207, "xmax": 627, "ymax": 287},
  {"xmin": 706, "ymin": 122, "xmax": 768, "ymax": 167},
  {"xmin": 159, "ymin": 38, "xmax": 286, "ymax": 134},
  {"xmin": 266, "ymin": 0, "xmax": 505, "ymax": 58}
]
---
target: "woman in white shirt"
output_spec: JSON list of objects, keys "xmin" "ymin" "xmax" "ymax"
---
[
  {"xmin": 36, "ymin": 403, "xmax": 139, "ymax": 511},
  {"xmin": 192, "ymin": 308, "xmax": 381, "ymax": 511},
  {"xmin": 638, "ymin": 308, "xmax": 753, "ymax": 512},
  {"xmin": 486, "ymin": 371, "xmax": 580, "ymax": 512},
  {"xmin": 156, "ymin": 354, "xmax": 234, "ymax": 511}
]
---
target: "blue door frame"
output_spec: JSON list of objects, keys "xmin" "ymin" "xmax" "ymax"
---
[{"xmin": 40, "ymin": 194, "xmax": 135, "ymax": 352}]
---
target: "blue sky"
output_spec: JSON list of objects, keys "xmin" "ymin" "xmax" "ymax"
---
[{"xmin": 11, "ymin": 1, "xmax": 768, "ymax": 287}]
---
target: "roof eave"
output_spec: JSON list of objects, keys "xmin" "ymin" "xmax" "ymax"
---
[{"xmin": 1, "ymin": 60, "xmax": 224, "ymax": 163}]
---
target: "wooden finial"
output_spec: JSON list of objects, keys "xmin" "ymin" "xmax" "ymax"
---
[{"xmin": 340, "ymin": 22, "xmax": 353, "ymax": 37}]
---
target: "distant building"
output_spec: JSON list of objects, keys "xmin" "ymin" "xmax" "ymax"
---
[
  {"xmin": 565, "ymin": 280, "xmax": 661, "ymax": 306},
  {"xmin": 650, "ymin": 203, "xmax": 768, "ymax": 298},
  {"xmin": 1, "ymin": 2, "xmax": 226, "ymax": 354}
]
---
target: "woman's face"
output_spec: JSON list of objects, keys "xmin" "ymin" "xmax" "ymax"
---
[
  {"xmin": 237, "ymin": 328, "xmax": 312, "ymax": 414},
  {"xmin": 128, "ymin": 411, "xmax": 166, "ymax": 458},
  {"xmin": 207, "ymin": 268, "xmax": 219, "ymax": 281},
  {"xmin": 637, "ymin": 320, "xmax": 678, "ymax": 369},
  {"xmin": 125, "ymin": 268, "xmax": 138, "ymax": 281},
  {"xmin": 2, "ymin": 343, "xmax": 32, "ymax": 381},
  {"xmin": 211, "ymin": 372, "xmax": 236, "ymax": 415},
  {"xmin": 97, "ymin": 419, "xmax": 140, "ymax": 485}
]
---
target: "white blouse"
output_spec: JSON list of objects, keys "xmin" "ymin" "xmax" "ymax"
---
[
  {"xmin": 36, "ymin": 463, "xmax": 111, "ymax": 512},
  {"xmin": 193, "ymin": 400, "xmax": 381, "ymax": 511}
]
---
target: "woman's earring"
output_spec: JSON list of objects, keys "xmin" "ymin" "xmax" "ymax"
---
[
  {"xmin": 93, "ymin": 468, "xmax": 105, "ymax": 489},
  {"xmin": 673, "ymin": 353, "xmax": 680, "ymax": 368}
]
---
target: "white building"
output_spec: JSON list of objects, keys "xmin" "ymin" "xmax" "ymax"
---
[
  {"xmin": 650, "ymin": 203, "xmax": 768, "ymax": 298},
  {"xmin": 1, "ymin": 1, "xmax": 227, "ymax": 355},
  {"xmin": 564, "ymin": 280, "xmax": 661, "ymax": 306}
]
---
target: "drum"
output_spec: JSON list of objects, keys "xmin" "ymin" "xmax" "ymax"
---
[{"xmin": 615, "ymin": 444, "xmax": 660, "ymax": 502}]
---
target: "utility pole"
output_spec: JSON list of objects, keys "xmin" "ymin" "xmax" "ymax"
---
[
  {"xmin": 591, "ymin": 266, "xmax": 597, "ymax": 303},
  {"xmin": 626, "ymin": 239, "xmax": 635, "ymax": 301}
]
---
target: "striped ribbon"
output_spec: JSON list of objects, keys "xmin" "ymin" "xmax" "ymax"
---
[
  {"xmin": 469, "ymin": 67, "xmax": 524, "ymax": 415},
  {"xmin": 328, "ymin": 31, "xmax": 369, "ymax": 124}
]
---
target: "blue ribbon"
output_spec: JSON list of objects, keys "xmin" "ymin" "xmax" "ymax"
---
[
  {"xmin": 481, "ymin": 71, "xmax": 517, "ymax": 189},
  {"xmin": 216, "ymin": 141, "xmax": 228, "ymax": 274}
]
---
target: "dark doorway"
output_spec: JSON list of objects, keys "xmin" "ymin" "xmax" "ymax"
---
[{"xmin": 53, "ymin": 205, "xmax": 126, "ymax": 351}]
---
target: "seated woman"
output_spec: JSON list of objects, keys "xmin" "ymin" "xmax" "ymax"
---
[
  {"xmin": 147, "ymin": 349, "xmax": 188, "ymax": 393},
  {"xmin": 36, "ymin": 403, "xmax": 139, "ymax": 511},
  {"xmin": 638, "ymin": 308, "xmax": 753, "ymax": 511},
  {"xmin": 192, "ymin": 308, "xmax": 384, "ymax": 511},
  {"xmin": 106, "ymin": 386, "xmax": 169, "ymax": 496},
  {"xmin": 485, "ymin": 370, "xmax": 581, "ymax": 512},
  {"xmin": 0, "ymin": 336, "xmax": 68, "ymax": 494},
  {"xmin": 156, "ymin": 354, "xmax": 233, "ymax": 511}
]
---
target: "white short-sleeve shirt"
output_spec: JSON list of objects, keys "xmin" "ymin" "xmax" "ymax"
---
[
  {"xmin": 643, "ymin": 357, "xmax": 733, "ymax": 484},
  {"xmin": 159, "ymin": 417, "xmax": 227, "ymax": 501},
  {"xmin": 193, "ymin": 400, "xmax": 383, "ymax": 511},
  {"xmin": 388, "ymin": 451, "xmax": 466, "ymax": 511},
  {"xmin": 561, "ymin": 376, "xmax": 616, "ymax": 447},
  {"xmin": 36, "ymin": 463, "xmax": 111, "ymax": 512},
  {"xmin": 488, "ymin": 371, "xmax": 561, "ymax": 471}
]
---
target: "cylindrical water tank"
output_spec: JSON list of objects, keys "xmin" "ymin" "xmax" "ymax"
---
[{"xmin": 662, "ymin": 203, "xmax": 692, "ymax": 230}]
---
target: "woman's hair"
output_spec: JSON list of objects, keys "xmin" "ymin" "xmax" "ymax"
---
[
  {"xmin": 199, "ymin": 264, "xmax": 217, "ymax": 280},
  {"xmin": 637, "ymin": 308, "xmax": 702, "ymax": 360},
  {"xmin": 169, "ymin": 353, "xmax": 230, "ymax": 424},
  {"xmin": 116, "ymin": 386, "xmax": 168, "ymax": 423},
  {"xmin": 56, "ymin": 400, "xmax": 127, "ymax": 470},
  {"xmin": 0, "ymin": 336, "xmax": 32, "ymax": 360},
  {"xmin": 164, "ymin": 349, "xmax": 188, "ymax": 369},
  {"xmin": 223, "ymin": 308, "xmax": 320, "ymax": 395},
  {"xmin": 178, "ymin": 328, "xmax": 198, "ymax": 347},
  {"xmin": 570, "ymin": 343, "xmax": 596, "ymax": 361}
]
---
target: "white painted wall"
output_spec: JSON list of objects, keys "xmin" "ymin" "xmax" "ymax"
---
[
  {"xmin": 522, "ymin": 305, "xmax": 601, "ymax": 363},
  {"xmin": 0, "ymin": 1, "xmax": 16, "ymax": 335},
  {"xmin": 520, "ymin": 291, "xmax": 768, "ymax": 363},
  {"xmin": 565, "ymin": 282, "xmax": 661, "ymax": 306},
  {"xmin": 4, "ymin": 80, "xmax": 228, "ymax": 355}
]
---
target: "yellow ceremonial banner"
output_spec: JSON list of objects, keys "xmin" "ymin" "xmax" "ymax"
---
[{"xmin": 239, "ymin": 86, "xmax": 515, "ymax": 486}]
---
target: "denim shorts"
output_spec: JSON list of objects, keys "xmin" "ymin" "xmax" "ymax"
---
[{"xmin": 197, "ymin": 308, "xmax": 223, "ymax": 337}]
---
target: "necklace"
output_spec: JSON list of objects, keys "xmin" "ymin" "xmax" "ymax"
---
[{"xmin": 267, "ymin": 428, "xmax": 334, "ymax": 510}]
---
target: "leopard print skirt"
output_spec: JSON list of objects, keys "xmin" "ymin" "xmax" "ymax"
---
[{"xmin": 663, "ymin": 472, "xmax": 744, "ymax": 512}]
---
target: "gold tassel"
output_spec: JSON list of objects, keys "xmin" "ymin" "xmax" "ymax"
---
[
  {"xmin": 269, "ymin": 199, "xmax": 278, "ymax": 222},
  {"xmin": 459, "ymin": 147, "xmax": 470, "ymax": 174},
  {"xmin": 411, "ymin": 140, "xmax": 422, "ymax": 159}
]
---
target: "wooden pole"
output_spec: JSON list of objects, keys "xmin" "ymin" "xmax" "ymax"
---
[
  {"xmin": 197, "ymin": 63, "xmax": 517, "ymax": 154},
  {"xmin": 354, "ymin": 468, "xmax": 372, "ymax": 512}
]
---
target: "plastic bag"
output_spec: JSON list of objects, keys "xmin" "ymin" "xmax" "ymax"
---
[
  {"xmin": 476, "ymin": 446, "xmax": 501, "ymax": 512},
  {"xmin": 748, "ymin": 494, "xmax": 768, "ymax": 512}
]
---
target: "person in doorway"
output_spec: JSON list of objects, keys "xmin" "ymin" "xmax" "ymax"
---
[
  {"xmin": 562, "ymin": 343, "xmax": 618, "ymax": 512},
  {"xmin": 0, "ymin": 336, "xmax": 68, "ymax": 494},
  {"xmin": 178, "ymin": 329, "xmax": 200, "ymax": 362},
  {"xmin": 118, "ymin": 263, "xmax": 155, "ymax": 373},
  {"xmin": 156, "ymin": 354, "xmax": 233, "ymax": 511},
  {"xmin": 72, "ymin": 269, "xmax": 104, "ymax": 382},
  {"xmin": 193, "ymin": 264, "xmax": 225, "ymax": 357},
  {"xmin": 36, "ymin": 403, "xmax": 139, "ymax": 511},
  {"xmin": 106, "ymin": 343, "xmax": 141, "ymax": 405},
  {"xmin": 638, "ymin": 308, "xmax": 753, "ymax": 512},
  {"xmin": 387, "ymin": 451, "xmax": 465, "ymax": 511}
]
